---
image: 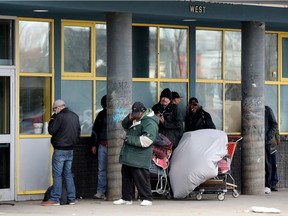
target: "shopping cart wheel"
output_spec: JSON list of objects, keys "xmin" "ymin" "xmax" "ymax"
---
[
  {"xmin": 217, "ymin": 193, "xmax": 225, "ymax": 201},
  {"xmin": 232, "ymin": 189, "xmax": 239, "ymax": 198},
  {"xmin": 196, "ymin": 193, "xmax": 202, "ymax": 200}
]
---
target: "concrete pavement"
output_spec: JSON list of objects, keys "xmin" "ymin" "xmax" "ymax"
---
[{"xmin": 0, "ymin": 189, "xmax": 287, "ymax": 216}]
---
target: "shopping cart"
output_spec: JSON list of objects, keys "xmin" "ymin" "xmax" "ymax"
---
[{"xmin": 193, "ymin": 135, "xmax": 242, "ymax": 201}]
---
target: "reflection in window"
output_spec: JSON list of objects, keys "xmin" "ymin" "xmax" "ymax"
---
[
  {"xmin": 64, "ymin": 26, "xmax": 91, "ymax": 72},
  {"xmin": 20, "ymin": 77, "xmax": 51, "ymax": 134},
  {"xmin": 96, "ymin": 24, "xmax": 107, "ymax": 77},
  {"xmin": 225, "ymin": 84, "xmax": 241, "ymax": 132},
  {"xmin": 196, "ymin": 30, "xmax": 222, "ymax": 80},
  {"xmin": 265, "ymin": 34, "xmax": 278, "ymax": 81},
  {"xmin": 196, "ymin": 83, "xmax": 223, "ymax": 130},
  {"xmin": 225, "ymin": 31, "xmax": 241, "ymax": 81},
  {"xmin": 96, "ymin": 81, "xmax": 107, "ymax": 115},
  {"xmin": 132, "ymin": 82, "xmax": 157, "ymax": 108},
  {"xmin": 280, "ymin": 85, "xmax": 288, "ymax": 132},
  {"xmin": 0, "ymin": 77, "xmax": 10, "ymax": 134},
  {"xmin": 0, "ymin": 19, "xmax": 14, "ymax": 66},
  {"xmin": 133, "ymin": 26, "xmax": 157, "ymax": 78},
  {"xmin": 19, "ymin": 20, "xmax": 51, "ymax": 73},
  {"xmin": 62, "ymin": 80, "xmax": 93, "ymax": 134},
  {"xmin": 160, "ymin": 28, "xmax": 188, "ymax": 78}
]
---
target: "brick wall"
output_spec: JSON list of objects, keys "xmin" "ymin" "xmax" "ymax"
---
[{"xmin": 277, "ymin": 136, "xmax": 288, "ymax": 188}]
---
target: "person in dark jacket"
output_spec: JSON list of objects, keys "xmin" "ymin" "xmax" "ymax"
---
[
  {"xmin": 41, "ymin": 99, "xmax": 81, "ymax": 206},
  {"xmin": 91, "ymin": 95, "xmax": 107, "ymax": 200},
  {"xmin": 152, "ymin": 88, "xmax": 183, "ymax": 149},
  {"xmin": 113, "ymin": 102, "xmax": 159, "ymax": 206},
  {"xmin": 264, "ymin": 105, "xmax": 278, "ymax": 194},
  {"xmin": 185, "ymin": 97, "xmax": 216, "ymax": 132}
]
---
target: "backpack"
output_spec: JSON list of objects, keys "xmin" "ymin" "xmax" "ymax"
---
[{"xmin": 43, "ymin": 184, "xmax": 68, "ymax": 205}]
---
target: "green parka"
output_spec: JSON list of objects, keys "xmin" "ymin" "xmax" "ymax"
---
[{"xmin": 120, "ymin": 108, "xmax": 159, "ymax": 169}]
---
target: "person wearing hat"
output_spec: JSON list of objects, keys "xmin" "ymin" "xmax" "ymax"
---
[
  {"xmin": 41, "ymin": 99, "xmax": 81, "ymax": 206},
  {"xmin": 91, "ymin": 95, "xmax": 108, "ymax": 200},
  {"xmin": 113, "ymin": 102, "xmax": 159, "ymax": 206},
  {"xmin": 152, "ymin": 88, "xmax": 183, "ymax": 149},
  {"xmin": 172, "ymin": 91, "xmax": 182, "ymax": 105},
  {"xmin": 185, "ymin": 97, "xmax": 216, "ymax": 132}
]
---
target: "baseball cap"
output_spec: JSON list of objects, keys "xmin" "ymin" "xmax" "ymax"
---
[
  {"xmin": 172, "ymin": 91, "xmax": 183, "ymax": 99},
  {"xmin": 132, "ymin": 102, "xmax": 146, "ymax": 115},
  {"xmin": 53, "ymin": 99, "xmax": 66, "ymax": 109}
]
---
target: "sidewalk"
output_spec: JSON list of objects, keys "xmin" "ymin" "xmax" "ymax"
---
[{"xmin": 0, "ymin": 189, "xmax": 287, "ymax": 216}]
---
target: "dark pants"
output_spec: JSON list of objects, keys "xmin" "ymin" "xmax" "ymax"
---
[
  {"xmin": 265, "ymin": 145, "xmax": 271, "ymax": 188},
  {"xmin": 121, "ymin": 164, "xmax": 152, "ymax": 201},
  {"xmin": 270, "ymin": 151, "xmax": 279, "ymax": 187}
]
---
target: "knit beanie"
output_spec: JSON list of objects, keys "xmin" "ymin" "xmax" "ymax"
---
[{"xmin": 160, "ymin": 88, "xmax": 172, "ymax": 100}]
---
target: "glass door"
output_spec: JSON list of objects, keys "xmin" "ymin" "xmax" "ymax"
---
[{"xmin": 0, "ymin": 69, "xmax": 14, "ymax": 201}]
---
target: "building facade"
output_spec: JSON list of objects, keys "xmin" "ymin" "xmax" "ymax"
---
[{"xmin": 0, "ymin": 1, "xmax": 288, "ymax": 201}]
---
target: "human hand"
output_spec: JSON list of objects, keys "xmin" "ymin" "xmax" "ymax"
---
[
  {"xmin": 157, "ymin": 113, "xmax": 164, "ymax": 124},
  {"xmin": 91, "ymin": 146, "xmax": 97, "ymax": 155}
]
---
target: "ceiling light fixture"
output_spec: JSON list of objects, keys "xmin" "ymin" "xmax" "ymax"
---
[
  {"xmin": 33, "ymin": 9, "xmax": 49, "ymax": 13},
  {"xmin": 183, "ymin": 19, "xmax": 197, "ymax": 22}
]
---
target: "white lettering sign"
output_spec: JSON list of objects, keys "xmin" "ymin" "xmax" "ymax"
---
[{"xmin": 189, "ymin": 5, "xmax": 206, "ymax": 13}]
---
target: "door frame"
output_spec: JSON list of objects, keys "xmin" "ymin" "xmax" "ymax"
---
[{"xmin": 0, "ymin": 67, "xmax": 15, "ymax": 201}]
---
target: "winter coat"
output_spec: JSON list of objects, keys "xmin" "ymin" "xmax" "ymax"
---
[
  {"xmin": 265, "ymin": 106, "xmax": 278, "ymax": 146},
  {"xmin": 119, "ymin": 108, "xmax": 159, "ymax": 169},
  {"xmin": 185, "ymin": 106, "xmax": 216, "ymax": 132},
  {"xmin": 91, "ymin": 108, "xmax": 107, "ymax": 148},
  {"xmin": 48, "ymin": 108, "xmax": 81, "ymax": 150},
  {"xmin": 152, "ymin": 102, "xmax": 183, "ymax": 149}
]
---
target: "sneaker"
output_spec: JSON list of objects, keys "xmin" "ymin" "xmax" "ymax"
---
[
  {"xmin": 113, "ymin": 199, "xmax": 133, "ymax": 205},
  {"xmin": 68, "ymin": 201, "xmax": 76, "ymax": 205},
  {"xmin": 140, "ymin": 200, "xmax": 152, "ymax": 206},
  {"xmin": 41, "ymin": 200, "xmax": 60, "ymax": 206},
  {"xmin": 271, "ymin": 186, "xmax": 278, "ymax": 191},
  {"xmin": 93, "ymin": 193, "xmax": 106, "ymax": 200},
  {"xmin": 265, "ymin": 187, "xmax": 271, "ymax": 194}
]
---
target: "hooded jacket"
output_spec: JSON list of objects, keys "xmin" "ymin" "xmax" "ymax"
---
[{"xmin": 119, "ymin": 108, "xmax": 159, "ymax": 169}]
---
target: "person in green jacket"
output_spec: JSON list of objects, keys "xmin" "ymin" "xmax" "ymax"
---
[{"xmin": 113, "ymin": 102, "xmax": 159, "ymax": 206}]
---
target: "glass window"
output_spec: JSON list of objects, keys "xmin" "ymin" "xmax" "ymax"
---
[
  {"xmin": 96, "ymin": 81, "xmax": 107, "ymax": 115},
  {"xmin": 280, "ymin": 85, "xmax": 288, "ymax": 132},
  {"xmin": 264, "ymin": 85, "xmax": 278, "ymax": 121},
  {"xmin": 62, "ymin": 80, "xmax": 93, "ymax": 134},
  {"xmin": 0, "ymin": 19, "xmax": 14, "ymax": 66},
  {"xmin": 196, "ymin": 83, "xmax": 223, "ymax": 130},
  {"xmin": 282, "ymin": 37, "xmax": 288, "ymax": 79},
  {"xmin": 133, "ymin": 26, "xmax": 157, "ymax": 78},
  {"xmin": 132, "ymin": 82, "xmax": 157, "ymax": 108},
  {"xmin": 160, "ymin": 28, "xmax": 188, "ymax": 78},
  {"xmin": 0, "ymin": 143, "xmax": 10, "ymax": 188},
  {"xmin": 0, "ymin": 77, "xmax": 10, "ymax": 134},
  {"xmin": 19, "ymin": 20, "xmax": 51, "ymax": 73},
  {"xmin": 225, "ymin": 31, "xmax": 241, "ymax": 81},
  {"xmin": 20, "ymin": 77, "xmax": 52, "ymax": 134},
  {"xmin": 96, "ymin": 24, "xmax": 107, "ymax": 77},
  {"xmin": 265, "ymin": 34, "xmax": 278, "ymax": 81},
  {"xmin": 196, "ymin": 30, "xmax": 222, "ymax": 80},
  {"xmin": 64, "ymin": 26, "xmax": 91, "ymax": 72},
  {"xmin": 225, "ymin": 84, "xmax": 241, "ymax": 132}
]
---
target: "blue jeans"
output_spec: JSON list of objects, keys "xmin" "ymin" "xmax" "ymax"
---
[
  {"xmin": 50, "ymin": 149, "xmax": 76, "ymax": 203},
  {"xmin": 97, "ymin": 143, "xmax": 107, "ymax": 194}
]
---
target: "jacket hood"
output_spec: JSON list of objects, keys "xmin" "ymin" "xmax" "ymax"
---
[{"xmin": 141, "ymin": 108, "xmax": 159, "ymax": 125}]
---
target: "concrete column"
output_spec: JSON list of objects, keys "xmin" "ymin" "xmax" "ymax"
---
[
  {"xmin": 106, "ymin": 12, "xmax": 132, "ymax": 200},
  {"xmin": 241, "ymin": 21, "xmax": 265, "ymax": 195}
]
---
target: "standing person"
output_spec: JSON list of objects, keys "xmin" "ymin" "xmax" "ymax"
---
[
  {"xmin": 264, "ymin": 105, "xmax": 278, "ymax": 194},
  {"xmin": 171, "ymin": 91, "xmax": 182, "ymax": 105},
  {"xmin": 270, "ymin": 130, "xmax": 280, "ymax": 191},
  {"xmin": 185, "ymin": 97, "xmax": 216, "ymax": 132},
  {"xmin": 152, "ymin": 88, "xmax": 183, "ymax": 149},
  {"xmin": 91, "ymin": 95, "xmax": 107, "ymax": 200},
  {"xmin": 41, "ymin": 99, "xmax": 81, "ymax": 206},
  {"xmin": 113, "ymin": 102, "xmax": 159, "ymax": 206}
]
